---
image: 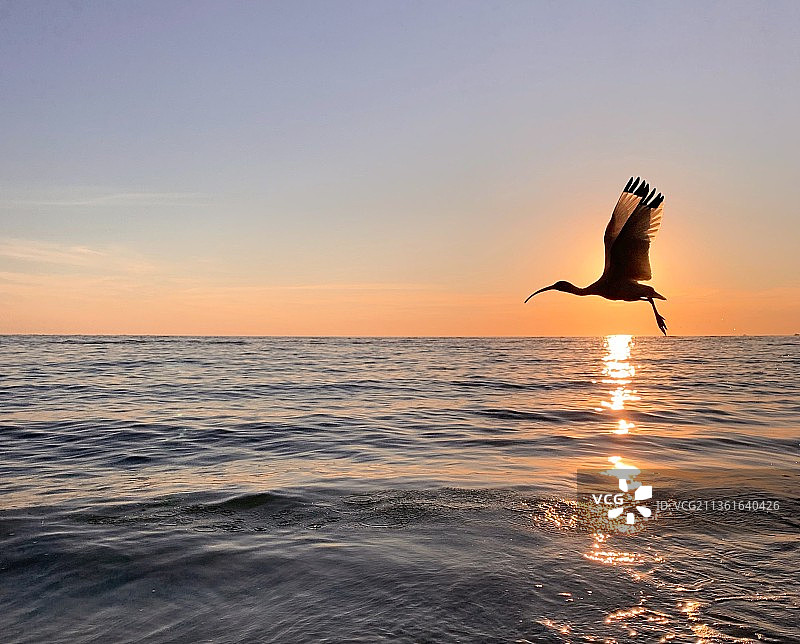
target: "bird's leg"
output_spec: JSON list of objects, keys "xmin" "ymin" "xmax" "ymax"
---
[{"xmin": 648, "ymin": 298, "xmax": 668, "ymax": 336}]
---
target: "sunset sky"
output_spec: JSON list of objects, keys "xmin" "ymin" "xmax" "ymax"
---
[{"xmin": 1, "ymin": 1, "xmax": 798, "ymax": 336}]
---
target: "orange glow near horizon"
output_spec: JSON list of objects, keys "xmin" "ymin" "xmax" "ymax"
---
[
  {"xmin": 2, "ymin": 268, "xmax": 799, "ymax": 336},
  {"xmin": 1, "ymin": 186, "xmax": 799, "ymax": 336}
]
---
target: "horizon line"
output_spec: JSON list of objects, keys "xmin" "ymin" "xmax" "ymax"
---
[{"xmin": 1, "ymin": 333, "xmax": 795, "ymax": 339}]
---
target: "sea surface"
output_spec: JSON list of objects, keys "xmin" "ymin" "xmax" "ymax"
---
[{"xmin": 1, "ymin": 335, "xmax": 798, "ymax": 643}]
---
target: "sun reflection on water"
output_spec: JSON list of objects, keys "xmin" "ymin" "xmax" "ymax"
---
[
  {"xmin": 614, "ymin": 419, "xmax": 636, "ymax": 434},
  {"xmin": 587, "ymin": 337, "xmax": 649, "ymax": 629},
  {"xmin": 599, "ymin": 334, "xmax": 639, "ymax": 434},
  {"xmin": 544, "ymin": 335, "xmax": 728, "ymax": 640},
  {"xmin": 584, "ymin": 532, "xmax": 642, "ymax": 566}
]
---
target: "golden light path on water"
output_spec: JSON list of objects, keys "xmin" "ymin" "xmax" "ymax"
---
[
  {"xmin": 577, "ymin": 335, "xmax": 667, "ymax": 636},
  {"xmin": 572, "ymin": 336, "xmax": 734, "ymax": 643},
  {"xmin": 597, "ymin": 334, "xmax": 639, "ymax": 433},
  {"xmin": 586, "ymin": 336, "xmax": 650, "ymax": 566}
]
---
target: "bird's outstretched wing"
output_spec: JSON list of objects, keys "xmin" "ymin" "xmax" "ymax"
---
[
  {"xmin": 603, "ymin": 177, "xmax": 647, "ymax": 273},
  {"xmin": 607, "ymin": 183, "xmax": 664, "ymax": 281}
]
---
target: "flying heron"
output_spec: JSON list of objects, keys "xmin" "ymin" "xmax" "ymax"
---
[{"xmin": 525, "ymin": 177, "xmax": 668, "ymax": 335}]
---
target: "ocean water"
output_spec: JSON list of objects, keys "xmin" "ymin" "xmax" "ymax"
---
[{"xmin": 1, "ymin": 335, "xmax": 798, "ymax": 643}]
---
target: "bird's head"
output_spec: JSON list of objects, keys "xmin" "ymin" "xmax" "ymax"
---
[{"xmin": 524, "ymin": 280, "xmax": 576, "ymax": 303}]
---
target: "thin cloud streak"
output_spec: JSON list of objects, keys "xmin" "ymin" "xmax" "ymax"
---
[
  {"xmin": 179, "ymin": 283, "xmax": 440, "ymax": 295},
  {"xmin": 3, "ymin": 191, "xmax": 209, "ymax": 208},
  {"xmin": 0, "ymin": 239, "xmax": 105, "ymax": 266},
  {"xmin": 0, "ymin": 240, "xmax": 440, "ymax": 297},
  {"xmin": 0, "ymin": 238, "xmax": 158, "ymax": 274}
]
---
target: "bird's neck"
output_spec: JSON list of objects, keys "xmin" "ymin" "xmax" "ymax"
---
[{"xmin": 559, "ymin": 281, "xmax": 593, "ymax": 296}]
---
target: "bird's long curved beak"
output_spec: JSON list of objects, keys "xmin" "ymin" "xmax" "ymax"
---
[{"xmin": 524, "ymin": 286, "xmax": 553, "ymax": 303}]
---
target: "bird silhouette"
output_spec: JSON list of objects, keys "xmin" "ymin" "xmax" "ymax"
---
[{"xmin": 525, "ymin": 177, "xmax": 668, "ymax": 335}]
